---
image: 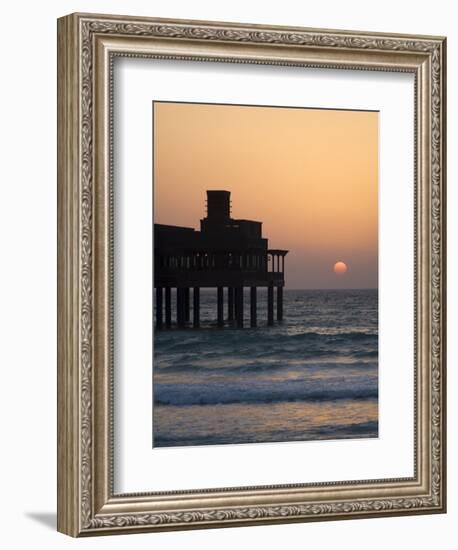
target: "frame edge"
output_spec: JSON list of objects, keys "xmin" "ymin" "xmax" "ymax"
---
[{"xmin": 57, "ymin": 13, "xmax": 82, "ymax": 538}]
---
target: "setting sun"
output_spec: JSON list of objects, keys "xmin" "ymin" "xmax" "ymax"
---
[{"xmin": 333, "ymin": 261, "xmax": 348, "ymax": 275}]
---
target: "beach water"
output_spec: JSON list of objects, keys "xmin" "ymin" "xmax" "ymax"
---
[{"xmin": 153, "ymin": 289, "xmax": 378, "ymax": 447}]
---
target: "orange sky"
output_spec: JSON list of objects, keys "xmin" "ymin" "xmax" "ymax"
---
[{"xmin": 153, "ymin": 102, "xmax": 378, "ymax": 289}]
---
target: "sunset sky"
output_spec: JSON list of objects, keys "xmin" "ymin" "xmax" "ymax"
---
[{"xmin": 153, "ymin": 101, "xmax": 378, "ymax": 289}]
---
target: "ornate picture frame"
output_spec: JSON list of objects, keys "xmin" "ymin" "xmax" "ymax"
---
[{"xmin": 57, "ymin": 12, "xmax": 446, "ymax": 536}]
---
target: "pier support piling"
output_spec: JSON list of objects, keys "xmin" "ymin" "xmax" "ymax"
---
[
  {"xmin": 235, "ymin": 286, "xmax": 244, "ymax": 328},
  {"xmin": 217, "ymin": 287, "xmax": 224, "ymax": 327},
  {"xmin": 176, "ymin": 288, "xmax": 186, "ymax": 328},
  {"xmin": 156, "ymin": 287, "xmax": 163, "ymax": 329},
  {"xmin": 184, "ymin": 287, "xmax": 190, "ymax": 322},
  {"xmin": 165, "ymin": 287, "xmax": 171, "ymax": 328},
  {"xmin": 227, "ymin": 287, "xmax": 234, "ymax": 321},
  {"xmin": 277, "ymin": 286, "xmax": 283, "ymax": 322},
  {"xmin": 250, "ymin": 286, "xmax": 257, "ymax": 328},
  {"xmin": 267, "ymin": 284, "xmax": 274, "ymax": 326},
  {"xmin": 193, "ymin": 287, "xmax": 200, "ymax": 328}
]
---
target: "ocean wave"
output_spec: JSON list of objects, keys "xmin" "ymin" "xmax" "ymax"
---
[
  {"xmin": 154, "ymin": 381, "xmax": 378, "ymax": 407},
  {"xmin": 286, "ymin": 329, "xmax": 377, "ymax": 339},
  {"xmin": 156, "ymin": 328, "xmax": 377, "ymax": 344},
  {"xmin": 155, "ymin": 330, "xmax": 378, "ymax": 362},
  {"xmin": 352, "ymin": 349, "xmax": 378, "ymax": 358},
  {"xmin": 156, "ymin": 360, "xmax": 377, "ymax": 376},
  {"xmin": 154, "ymin": 420, "xmax": 379, "ymax": 447}
]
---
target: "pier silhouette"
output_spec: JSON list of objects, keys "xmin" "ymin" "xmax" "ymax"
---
[{"xmin": 154, "ymin": 190, "xmax": 288, "ymax": 328}]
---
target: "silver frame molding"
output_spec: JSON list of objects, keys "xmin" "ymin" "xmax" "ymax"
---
[{"xmin": 57, "ymin": 12, "xmax": 446, "ymax": 537}]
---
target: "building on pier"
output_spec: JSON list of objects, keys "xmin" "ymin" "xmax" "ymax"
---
[{"xmin": 154, "ymin": 190, "xmax": 288, "ymax": 329}]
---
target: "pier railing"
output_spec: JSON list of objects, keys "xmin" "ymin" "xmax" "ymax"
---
[{"xmin": 155, "ymin": 249, "xmax": 287, "ymax": 278}]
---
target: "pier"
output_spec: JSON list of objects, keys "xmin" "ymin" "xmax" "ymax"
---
[{"xmin": 154, "ymin": 190, "xmax": 288, "ymax": 329}]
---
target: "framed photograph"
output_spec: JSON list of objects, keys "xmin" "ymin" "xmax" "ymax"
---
[{"xmin": 57, "ymin": 13, "xmax": 446, "ymax": 536}]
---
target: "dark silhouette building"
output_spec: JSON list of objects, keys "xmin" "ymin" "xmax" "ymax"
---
[{"xmin": 154, "ymin": 190, "xmax": 288, "ymax": 328}]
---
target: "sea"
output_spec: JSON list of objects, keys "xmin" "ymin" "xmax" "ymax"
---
[{"xmin": 153, "ymin": 289, "xmax": 378, "ymax": 448}]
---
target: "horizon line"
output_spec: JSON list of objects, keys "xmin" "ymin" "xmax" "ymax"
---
[
  {"xmin": 286, "ymin": 288, "xmax": 378, "ymax": 291},
  {"xmin": 194, "ymin": 287, "xmax": 379, "ymax": 291}
]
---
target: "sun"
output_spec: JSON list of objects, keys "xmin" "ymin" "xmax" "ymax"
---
[{"xmin": 333, "ymin": 261, "xmax": 348, "ymax": 275}]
